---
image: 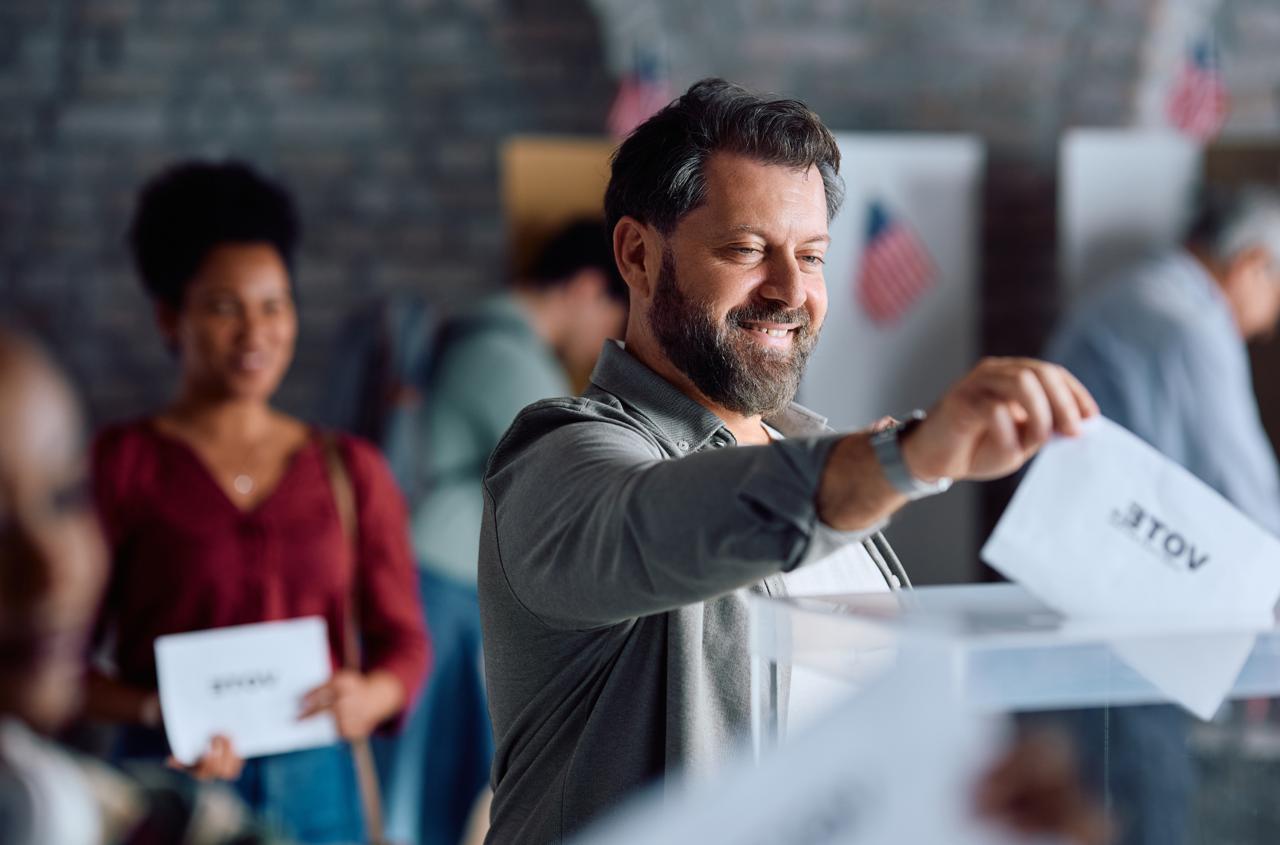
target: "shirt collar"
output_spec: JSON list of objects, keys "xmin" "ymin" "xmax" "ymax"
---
[{"xmin": 588, "ymin": 340, "xmax": 831, "ymax": 448}]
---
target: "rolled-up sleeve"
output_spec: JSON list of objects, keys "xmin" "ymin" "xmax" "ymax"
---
[{"xmin": 483, "ymin": 405, "xmax": 848, "ymax": 629}]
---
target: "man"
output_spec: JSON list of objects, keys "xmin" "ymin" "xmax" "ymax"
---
[
  {"xmin": 1045, "ymin": 186, "xmax": 1280, "ymax": 845},
  {"xmin": 479, "ymin": 79, "xmax": 1097, "ymax": 843},
  {"xmin": 1050, "ymin": 186, "xmax": 1280, "ymax": 534},
  {"xmin": 411, "ymin": 219, "xmax": 629, "ymax": 584},
  {"xmin": 378, "ymin": 220, "xmax": 628, "ymax": 845}
]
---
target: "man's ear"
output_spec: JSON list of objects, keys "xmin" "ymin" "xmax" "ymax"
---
[
  {"xmin": 613, "ymin": 216, "xmax": 660, "ymax": 299},
  {"xmin": 1228, "ymin": 245, "xmax": 1272, "ymax": 288}
]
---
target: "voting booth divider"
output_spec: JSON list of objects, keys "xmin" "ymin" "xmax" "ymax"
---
[
  {"xmin": 799, "ymin": 133, "xmax": 984, "ymax": 587},
  {"xmin": 746, "ymin": 586, "xmax": 1280, "ymax": 842}
]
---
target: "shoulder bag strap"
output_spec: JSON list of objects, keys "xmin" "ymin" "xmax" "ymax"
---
[{"xmin": 320, "ymin": 432, "xmax": 388, "ymax": 845}]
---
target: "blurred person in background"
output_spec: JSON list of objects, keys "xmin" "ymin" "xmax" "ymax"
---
[
  {"xmin": 375, "ymin": 219, "xmax": 627, "ymax": 845},
  {"xmin": 84, "ymin": 160, "xmax": 430, "ymax": 844},
  {"xmin": 1046, "ymin": 184, "xmax": 1280, "ymax": 845},
  {"xmin": 0, "ymin": 330, "xmax": 290, "ymax": 844},
  {"xmin": 1050, "ymin": 184, "xmax": 1280, "ymax": 534}
]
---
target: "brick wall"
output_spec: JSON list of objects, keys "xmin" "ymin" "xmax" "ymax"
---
[
  {"xmin": 0, "ymin": 0, "xmax": 614, "ymax": 422},
  {"xmin": 4, "ymin": 0, "xmax": 1280, "ymax": 439}
]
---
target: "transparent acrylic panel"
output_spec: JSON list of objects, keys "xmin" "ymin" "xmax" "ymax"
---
[{"xmin": 749, "ymin": 584, "xmax": 1280, "ymax": 844}]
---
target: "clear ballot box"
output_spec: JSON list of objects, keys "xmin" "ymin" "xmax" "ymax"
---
[{"xmin": 750, "ymin": 583, "xmax": 1280, "ymax": 844}]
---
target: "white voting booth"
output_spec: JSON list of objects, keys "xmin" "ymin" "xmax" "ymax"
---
[
  {"xmin": 800, "ymin": 133, "xmax": 984, "ymax": 586},
  {"xmin": 1059, "ymin": 128, "xmax": 1201, "ymax": 299}
]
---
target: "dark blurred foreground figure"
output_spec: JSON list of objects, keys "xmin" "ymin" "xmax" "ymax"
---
[
  {"xmin": 0, "ymin": 331, "xmax": 290, "ymax": 844},
  {"xmin": 1047, "ymin": 186, "xmax": 1280, "ymax": 845},
  {"xmin": 479, "ymin": 77, "xmax": 1104, "ymax": 843},
  {"xmin": 373, "ymin": 219, "xmax": 627, "ymax": 845},
  {"xmin": 84, "ymin": 160, "xmax": 429, "ymax": 843}
]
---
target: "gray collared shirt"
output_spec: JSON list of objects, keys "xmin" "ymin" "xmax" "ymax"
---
[{"xmin": 479, "ymin": 342, "xmax": 901, "ymax": 843}]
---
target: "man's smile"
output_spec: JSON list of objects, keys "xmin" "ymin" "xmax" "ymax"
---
[{"xmin": 737, "ymin": 320, "xmax": 800, "ymax": 348}]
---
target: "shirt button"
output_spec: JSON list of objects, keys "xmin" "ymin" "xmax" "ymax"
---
[{"xmin": 676, "ymin": 439, "xmax": 690, "ymax": 451}]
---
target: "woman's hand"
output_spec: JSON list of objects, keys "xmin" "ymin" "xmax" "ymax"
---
[
  {"xmin": 167, "ymin": 734, "xmax": 244, "ymax": 781},
  {"xmin": 299, "ymin": 669, "xmax": 405, "ymax": 740}
]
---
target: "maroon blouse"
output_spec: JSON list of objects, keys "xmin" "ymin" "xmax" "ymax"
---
[{"xmin": 92, "ymin": 421, "xmax": 430, "ymax": 712}]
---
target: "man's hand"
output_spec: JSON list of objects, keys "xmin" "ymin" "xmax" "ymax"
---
[
  {"xmin": 299, "ymin": 669, "xmax": 405, "ymax": 740},
  {"xmin": 902, "ymin": 358, "xmax": 1098, "ymax": 483},
  {"xmin": 816, "ymin": 358, "xmax": 1097, "ymax": 532}
]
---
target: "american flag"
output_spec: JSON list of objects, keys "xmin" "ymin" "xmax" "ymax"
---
[
  {"xmin": 607, "ymin": 55, "xmax": 672, "ymax": 141},
  {"xmin": 855, "ymin": 200, "xmax": 937, "ymax": 326},
  {"xmin": 1166, "ymin": 37, "xmax": 1230, "ymax": 142}
]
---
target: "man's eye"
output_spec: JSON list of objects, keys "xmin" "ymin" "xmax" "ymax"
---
[
  {"xmin": 732, "ymin": 247, "xmax": 761, "ymax": 257},
  {"xmin": 801, "ymin": 255, "xmax": 826, "ymax": 266}
]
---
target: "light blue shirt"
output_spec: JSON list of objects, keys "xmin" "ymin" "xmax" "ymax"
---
[{"xmin": 1048, "ymin": 250, "xmax": 1280, "ymax": 536}]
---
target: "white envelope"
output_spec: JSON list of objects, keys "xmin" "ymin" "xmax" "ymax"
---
[
  {"xmin": 155, "ymin": 617, "xmax": 339, "ymax": 765},
  {"xmin": 982, "ymin": 416, "xmax": 1280, "ymax": 718}
]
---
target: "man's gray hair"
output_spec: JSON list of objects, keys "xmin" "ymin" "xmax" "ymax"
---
[{"xmin": 1186, "ymin": 184, "xmax": 1280, "ymax": 268}]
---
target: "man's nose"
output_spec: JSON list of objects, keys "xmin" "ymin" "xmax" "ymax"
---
[{"xmin": 756, "ymin": 254, "xmax": 807, "ymax": 309}]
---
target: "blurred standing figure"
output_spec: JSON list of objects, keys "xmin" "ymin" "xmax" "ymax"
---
[
  {"xmin": 1047, "ymin": 185, "xmax": 1280, "ymax": 845},
  {"xmin": 378, "ymin": 220, "xmax": 627, "ymax": 845},
  {"xmin": 1050, "ymin": 185, "xmax": 1280, "ymax": 532},
  {"xmin": 86, "ymin": 161, "xmax": 430, "ymax": 844},
  {"xmin": 0, "ymin": 330, "xmax": 290, "ymax": 844}
]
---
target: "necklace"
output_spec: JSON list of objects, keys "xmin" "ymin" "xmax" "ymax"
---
[{"xmin": 159, "ymin": 408, "xmax": 274, "ymax": 500}]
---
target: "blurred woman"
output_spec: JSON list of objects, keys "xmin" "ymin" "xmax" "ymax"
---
[
  {"xmin": 85, "ymin": 161, "xmax": 429, "ymax": 844},
  {"xmin": 0, "ymin": 330, "xmax": 288, "ymax": 844}
]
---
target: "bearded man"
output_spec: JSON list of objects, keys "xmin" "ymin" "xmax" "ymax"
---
[{"xmin": 477, "ymin": 79, "xmax": 1098, "ymax": 844}]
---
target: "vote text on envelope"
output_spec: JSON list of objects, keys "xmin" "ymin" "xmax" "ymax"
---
[
  {"xmin": 982, "ymin": 416, "xmax": 1280, "ymax": 718},
  {"xmin": 155, "ymin": 617, "xmax": 338, "ymax": 765}
]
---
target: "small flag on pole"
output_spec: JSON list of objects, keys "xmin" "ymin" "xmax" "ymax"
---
[
  {"xmin": 855, "ymin": 200, "xmax": 937, "ymax": 326},
  {"xmin": 607, "ymin": 53, "xmax": 672, "ymax": 141},
  {"xmin": 1166, "ymin": 36, "xmax": 1230, "ymax": 142}
]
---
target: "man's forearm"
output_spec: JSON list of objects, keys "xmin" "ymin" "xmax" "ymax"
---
[{"xmin": 815, "ymin": 432, "xmax": 910, "ymax": 532}]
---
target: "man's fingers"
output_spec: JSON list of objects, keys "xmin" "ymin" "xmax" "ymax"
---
[
  {"xmin": 977, "ymin": 360, "xmax": 1085, "ymax": 442},
  {"xmin": 1062, "ymin": 366, "xmax": 1100, "ymax": 420},
  {"xmin": 1029, "ymin": 362, "xmax": 1083, "ymax": 438},
  {"xmin": 1009, "ymin": 367, "xmax": 1054, "ymax": 448},
  {"xmin": 985, "ymin": 400, "xmax": 1022, "ymax": 459}
]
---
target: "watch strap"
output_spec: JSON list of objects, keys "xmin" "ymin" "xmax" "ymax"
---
[{"xmin": 870, "ymin": 410, "xmax": 953, "ymax": 500}]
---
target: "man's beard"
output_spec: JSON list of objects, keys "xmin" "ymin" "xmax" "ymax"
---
[{"xmin": 648, "ymin": 250, "xmax": 818, "ymax": 418}]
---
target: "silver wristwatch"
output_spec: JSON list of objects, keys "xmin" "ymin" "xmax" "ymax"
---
[{"xmin": 870, "ymin": 410, "xmax": 953, "ymax": 500}]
